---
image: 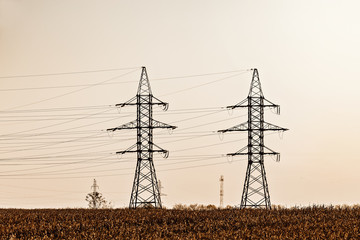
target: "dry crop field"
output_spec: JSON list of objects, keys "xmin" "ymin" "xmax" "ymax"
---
[{"xmin": 0, "ymin": 207, "xmax": 359, "ymax": 239}]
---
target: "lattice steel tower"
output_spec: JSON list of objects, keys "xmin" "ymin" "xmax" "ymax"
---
[
  {"xmin": 91, "ymin": 179, "xmax": 99, "ymax": 195},
  {"xmin": 218, "ymin": 69, "xmax": 288, "ymax": 209},
  {"xmin": 107, "ymin": 67, "xmax": 176, "ymax": 208}
]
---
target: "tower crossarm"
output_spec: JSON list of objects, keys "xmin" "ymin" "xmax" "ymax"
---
[
  {"xmin": 218, "ymin": 122, "xmax": 288, "ymax": 133},
  {"xmin": 152, "ymin": 119, "xmax": 177, "ymax": 129},
  {"xmin": 262, "ymin": 122, "xmax": 288, "ymax": 132},
  {"xmin": 106, "ymin": 120, "xmax": 137, "ymax": 131},
  {"xmin": 116, "ymin": 142, "xmax": 169, "ymax": 157},
  {"xmin": 263, "ymin": 98, "xmax": 281, "ymax": 114},
  {"xmin": 152, "ymin": 143, "xmax": 170, "ymax": 158},
  {"xmin": 115, "ymin": 95, "xmax": 169, "ymax": 109},
  {"xmin": 116, "ymin": 143, "xmax": 137, "ymax": 154},
  {"xmin": 226, "ymin": 98, "xmax": 248, "ymax": 109},
  {"xmin": 226, "ymin": 146, "xmax": 248, "ymax": 156},
  {"xmin": 263, "ymin": 146, "xmax": 281, "ymax": 162},
  {"xmin": 107, "ymin": 119, "xmax": 176, "ymax": 131},
  {"xmin": 115, "ymin": 96, "xmax": 137, "ymax": 107},
  {"xmin": 263, "ymin": 146, "xmax": 279, "ymax": 155},
  {"xmin": 218, "ymin": 122, "xmax": 248, "ymax": 133},
  {"xmin": 226, "ymin": 97, "xmax": 281, "ymax": 114},
  {"xmin": 152, "ymin": 96, "xmax": 169, "ymax": 110},
  {"xmin": 226, "ymin": 146, "xmax": 280, "ymax": 158}
]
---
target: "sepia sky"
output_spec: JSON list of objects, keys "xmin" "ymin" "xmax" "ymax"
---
[{"xmin": 0, "ymin": 0, "xmax": 359, "ymax": 208}]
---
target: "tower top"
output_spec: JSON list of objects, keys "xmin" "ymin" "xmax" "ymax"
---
[
  {"xmin": 248, "ymin": 68, "xmax": 264, "ymax": 98},
  {"xmin": 137, "ymin": 67, "xmax": 152, "ymax": 95}
]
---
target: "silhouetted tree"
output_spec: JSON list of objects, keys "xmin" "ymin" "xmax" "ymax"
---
[{"xmin": 85, "ymin": 179, "xmax": 113, "ymax": 209}]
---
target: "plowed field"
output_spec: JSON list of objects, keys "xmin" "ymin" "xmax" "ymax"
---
[{"xmin": 1, "ymin": 207, "xmax": 359, "ymax": 239}]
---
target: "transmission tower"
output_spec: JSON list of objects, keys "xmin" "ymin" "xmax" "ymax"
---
[
  {"xmin": 107, "ymin": 67, "xmax": 176, "ymax": 208},
  {"xmin": 218, "ymin": 69, "xmax": 288, "ymax": 209},
  {"xmin": 86, "ymin": 179, "xmax": 106, "ymax": 209},
  {"xmin": 91, "ymin": 179, "xmax": 99, "ymax": 195},
  {"xmin": 219, "ymin": 175, "xmax": 224, "ymax": 208},
  {"xmin": 158, "ymin": 180, "xmax": 167, "ymax": 197}
]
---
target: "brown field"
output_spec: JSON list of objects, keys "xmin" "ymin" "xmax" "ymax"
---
[{"xmin": 0, "ymin": 206, "xmax": 360, "ymax": 239}]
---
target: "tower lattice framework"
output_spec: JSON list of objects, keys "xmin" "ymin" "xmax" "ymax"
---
[
  {"xmin": 107, "ymin": 67, "xmax": 176, "ymax": 208},
  {"xmin": 218, "ymin": 69, "xmax": 288, "ymax": 209}
]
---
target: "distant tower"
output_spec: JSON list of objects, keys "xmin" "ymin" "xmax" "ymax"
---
[
  {"xmin": 91, "ymin": 179, "xmax": 99, "ymax": 195},
  {"xmin": 107, "ymin": 67, "xmax": 176, "ymax": 208},
  {"xmin": 158, "ymin": 180, "xmax": 167, "ymax": 197},
  {"xmin": 219, "ymin": 175, "xmax": 224, "ymax": 208},
  {"xmin": 86, "ymin": 178, "xmax": 105, "ymax": 209},
  {"xmin": 219, "ymin": 69, "xmax": 288, "ymax": 209}
]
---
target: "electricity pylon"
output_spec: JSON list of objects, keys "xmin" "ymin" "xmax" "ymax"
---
[
  {"xmin": 86, "ymin": 179, "xmax": 106, "ymax": 209},
  {"xmin": 107, "ymin": 67, "xmax": 176, "ymax": 208},
  {"xmin": 218, "ymin": 69, "xmax": 288, "ymax": 209},
  {"xmin": 91, "ymin": 179, "xmax": 99, "ymax": 194},
  {"xmin": 158, "ymin": 180, "xmax": 167, "ymax": 197}
]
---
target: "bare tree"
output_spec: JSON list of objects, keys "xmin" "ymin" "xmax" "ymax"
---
[
  {"xmin": 86, "ymin": 191, "xmax": 107, "ymax": 209},
  {"xmin": 85, "ymin": 179, "xmax": 112, "ymax": 209}
]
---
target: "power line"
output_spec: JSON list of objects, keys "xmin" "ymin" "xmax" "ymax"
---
[
  {"xmin": 0, "ymin": 132, "xmax": 121, "ymax": 156},
  {"xmin": 0, "ymin": 155, "xmax": 115, "ymax": 175},
  {"xmin": 0, "ymin": 152, "xmax": 218, "ymax": 162},
  {"xmin": 0, "ymin": 130, "xmax": 107, "ymax": 139},
  {"xmin": 173, "ymin": 115, "xmax": 242, "ymax": 133},
  {"xmin": 0, "ymin": 108, "xmax": 223, "ymax": 122},
  {"xmin": 151, "ymin": 69, "xmax": 250, "ymax": 81},
  {"xmin": 0, "ymin": 81, "xmax": 137, "ymax": 92},
  {"xmin": 0, "ymin": 183, "xmax": 83, "ymax": 193},
  {"xmin": 0, "ymin": 154, "xmax": 227, "ymax": 176},
  {"xmin": 0, "ymin": 136, "xmax": 132, "ymax": 152},
  {"xmin": 3, "ymin": 69, "xmax": 139, "ymax": 111},
  {"xmin": 0, "ymin": 67, "xmax": 140, "ymax": 79},
  {"xmin": 0, "ymin": 105, "xmax": 114, "ymax": 114},
  {"xmin": 0, "ymin": 158, "xmax": 246, "ymax": 180},
  {"xmin": 0, "ymin": 152, "xmax": 113, "ymax": 162},
  {"xmin": 0, "ymin": 112, "xmax": 127, "ymax": 141},
  {"xmin": 0, "ymin": 108, "xmax": 115, "ymax": 138},
  {"xmin": 0, "ymin": 69, "xmax": 249, "ymax": 91},
  {"xmin": 0, "ymin": 107, "xmax": 224, "ymax": 126},
  {"xmin": 159, "ymin": 72, "xmax": 248, "ymax": 97}
]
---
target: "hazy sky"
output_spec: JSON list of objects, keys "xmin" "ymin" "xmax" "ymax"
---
[{"xmin": 0, "ymin": 0, "xmax": 359, "ymax": 208}]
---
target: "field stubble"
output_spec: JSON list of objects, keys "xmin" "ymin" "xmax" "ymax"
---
[{"xmin": 0, "ymin": 206, "xmax": 359, "ymax": 239}]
